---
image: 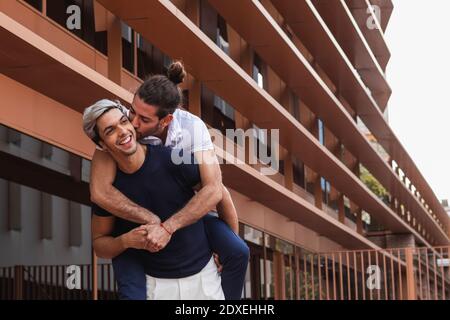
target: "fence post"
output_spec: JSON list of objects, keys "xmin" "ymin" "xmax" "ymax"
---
[
  {"xmin": 405, "ymin": 248, "xmax": 417, "ymax": 300},
  {"xmin": 14, "ymin": 265, "xmax": 23, "ymax": 300},
  {"xmin": 92, "ymin": 249, "xmax": 98, "ymax": 300},
  {"xmin": 273, "ymin": 252, "xmax": 286, "ymax": 300}
]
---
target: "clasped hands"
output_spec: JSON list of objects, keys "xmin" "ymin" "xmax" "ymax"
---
[
  {"xmin": 120, "ymin": 222, "xmax": 224, "ymax": 271},
  {"xmin": 121, "ymin": 221, "xmax": 171, "ymax": 253}
]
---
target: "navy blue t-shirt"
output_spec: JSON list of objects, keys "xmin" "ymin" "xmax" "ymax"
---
[{"xmin": 92, "ymin": 145, "xmax": 212, "ymax": 278}]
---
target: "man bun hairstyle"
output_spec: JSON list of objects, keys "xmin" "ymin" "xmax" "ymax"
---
[
  {"xmin": 167, "ymin": 60, "xmax": 186, "ymax": 85},
  {"xmin": 136, "ymin": 60, "xmax": 186, "ymax": 119}
]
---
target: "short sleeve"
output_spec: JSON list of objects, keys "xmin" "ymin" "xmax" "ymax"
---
[
  {"xmin": 91, "ymin": 203, "xmax": 113, "ymax": 217},
  {"xmin": 189, "ymin": 118, "xmax": 214, "ymax": 153}
]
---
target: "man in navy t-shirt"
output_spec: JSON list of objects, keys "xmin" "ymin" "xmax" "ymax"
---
[{"xmin": 85, "ymin": 103, "xmax": 224, "ymax": 299}]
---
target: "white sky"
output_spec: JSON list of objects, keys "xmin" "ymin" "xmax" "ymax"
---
[{"xmin": 385, "ymin": 0, "xmax": 450, "ymax": 202}]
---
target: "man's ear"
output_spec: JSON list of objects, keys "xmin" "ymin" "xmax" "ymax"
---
[
  {"xmin": 161, "ymin": 114, "xmax": 174, "ymax": 128},
  {"xmin": 98, "ymin": 140, "xmax": 108, "ymax": 153}
]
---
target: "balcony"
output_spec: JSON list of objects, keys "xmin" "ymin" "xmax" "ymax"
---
[
  {"xmin": 200, "ymin": 0, "xmax": 448, "ymax": 245},
  {"xmin": 312, "ymin": 0, "xmax": 391, "ymax": 111}
]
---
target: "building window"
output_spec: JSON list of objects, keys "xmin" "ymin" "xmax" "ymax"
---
[
  {"xmin": 214, "ymin": 96, "xmax": 235, "ymax": 122},
  {"xmin": 45, "ymin": 0, "xmax": 108, "ymax": 55},
  {"xmin": 136, "ymin": 33, "xmax": 171, "ymax": 79},
  {"xmin": 241, "ymin": 223, "xmax": 265, "ymax": 300},
  {"xmin": 46, "ymin": 0, "xmax": 96, "ymax": 48},
  {"xmin": 0, "ymin": 124, "xmax": 91, "ymax": 205},
  {"xmin": 200, "ymin": 0, "xmax": 218, "ymax": 42},
  {"xmin": 274, "ymin": 239, "xmax": 295, "ymax": 300},
  {"xmin": 211, "ymin": 16, "xmax": 235, "ymax": 125},
  {"xmin": 23, "ymin": 0, "xmax": 43, "ymax": 11},
  {"xmin": 293, "ymin": 157, "xmax": 305, "ymax": 188},
  {"xmin": 318, "ymin": 118, "xmax": 325, "ymax": 145},
  {"xmin": 199, "ymin": 8, "xmax": 236, "ymax": 134},
  {"xmin": 291, "ymin": 93, "xmax": 300, "ymax": 121},
  {"xmin": 252, "ymin": 124, "xmax": 274, "ymax": 165},
  {"xmin": 343, "ymin": 196, "xmax": 355, "ymax": 222},
  {"xmin": 250, "ymin": 55, "xmax": 273, "ymax": 162},
  {"xmin": 253, "ymin": 54, "xmax": 265, "ymax": 89},
  {"xmin": 263, "ymin": 234, "xmax": 275, "ymax": 300},
  {"xmin": 242, "ymin": 259, "xmax": 252, "ymax": 299},
  {"xmin": 121, "ymin": 22, "xmax": 134, "ymax": 74},
  {"xmin": 243, "ymin": 225, "xmax": 264, "ymax": 246},
  {"xmin": 321, "ymin": 177, "xmax": 331, "ymax": 205},
  {"xmin": 216, "ymin": 15, "xmax": 229, "ymax": 55},
  {"xmin": 201, "ymin": 86, "xmax": 236, "ymax": 135},
  {"xmin": 284, "ymin": 259, "xmax": 294, "ymax": 299},
  {"xmin": 136, "ymin": 33, "xmax": 152, "ymax": 79},
  {"xmin": 252, "ymin": 124, "xmax": 267, "ymax": 147},
  {"xmin": 264, "ymin": 259, "xmax": 275, "ymax": 299}
]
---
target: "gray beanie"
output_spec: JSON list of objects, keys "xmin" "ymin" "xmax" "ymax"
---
[{"xmin": 82, "ymin": 99, "xmax": 128, "ymax": 145}]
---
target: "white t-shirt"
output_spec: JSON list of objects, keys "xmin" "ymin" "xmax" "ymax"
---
[{"xmin": 140, "ymin": 109, "xmax": 214, "ymax": 153}]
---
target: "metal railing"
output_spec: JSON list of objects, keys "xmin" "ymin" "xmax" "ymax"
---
[
  {"xmin": 0, "ymin": 263, "xmax": 117, "ymax": 300},
  {"xmin": 296, "ymin": 246, "xmax": 450, "ymax": 300},
  {"xmin": 1, "ymin": 246, "xmax": 449, "ymax": 300}
]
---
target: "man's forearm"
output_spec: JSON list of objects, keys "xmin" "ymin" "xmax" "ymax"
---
[
  {"xmin": 164, "ymin": 183, "xmax": 222, "ymax": 233},
  {"xmin": 216, "ymin": 185, "xmax": 239, "ymax": 233},
  {"xmin": 93, "ymin": 235, "xmax": 126, "ymax": 259},
  {"xmin": 91, "ymin": 185, "xmax": 160, "ymax": 225}
]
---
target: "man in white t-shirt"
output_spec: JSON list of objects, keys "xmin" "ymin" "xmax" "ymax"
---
[{"xmin": 89, "ymin": 62, "xmax": 249, "ymax": 300}]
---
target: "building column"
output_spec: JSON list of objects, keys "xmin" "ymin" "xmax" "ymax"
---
[
  {"xmin": 390, "ymin": 196, "xmax": 397, "ymax": 212},
  {"xmin": 332, "ymin": 140, "xmax": 345, "ymax": 224},
  {"xmin": 180, "ymin": 0, "xmax": 202, "ymax": 117},
  {"xmin": 107, "ymin": 12, "xmax": 122, "ymax": 85},
  {"xmin": 273, "ymin": 251, "xmax": 286, "ymax": 300},
  {"xmin": 356, "ymin": 208, "xmax": 363, "ymax": 235},
  {"xmin": 185, "ymin": 0, "xmax": 200, "ymax": 25},
  {"xmin": 186, "ymin": 77, "xmax": 202, "ymax": 117},
  {"xmin": 228, "ymin": 27, "xmax": 254, "ymax": 166},
  {"xmin": 314, "ymin": 176, "xmax": 323, "ymax": 210},
  {"xmin": 228, "ymin": 23, "xmax": 252, "ymax": 132},
  {"xmin": 283, "ymin": 153, "xmax": 294, "ymax": 191},
  {"xmin": 338, "ymin": 193, "xmax": 345, "ymax": 224},
  {"xmin": 352, "ymin": 160, "xmax": 364, "ymax": 234}
]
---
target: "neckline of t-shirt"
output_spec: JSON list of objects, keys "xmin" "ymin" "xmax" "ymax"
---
[{"xmin": 117, "ymin": 145, "xmax": 151, "ymax": 176}]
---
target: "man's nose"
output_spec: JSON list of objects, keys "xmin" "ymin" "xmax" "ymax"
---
[
  {"xmin": 118, "ymin": 124, "xmax": 128, "ymax": 135},
  {"xmin": 131, "ymin": 116, "xmax": 139, "ymax": 129}
]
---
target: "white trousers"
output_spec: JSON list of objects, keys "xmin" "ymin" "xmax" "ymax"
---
[{"xmin": 146, "ymin": 256, "xmax": 225, "ymax": 300}]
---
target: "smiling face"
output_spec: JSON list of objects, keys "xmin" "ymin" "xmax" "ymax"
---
[
  {"xmin": 96, "ymin": 108, "xmax": 137, "ymax": 157},
  {"xmin": 130, "ymin": 95, "xmax": 173, "ymax": 139}
]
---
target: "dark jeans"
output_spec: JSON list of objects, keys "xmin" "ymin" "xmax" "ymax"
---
[
  {"xmin": 203, "ymin": 213, "xmax": 250, "ymax": 299},
  {"xmin": 112, "ymin": 249, "xmax": 146, "ymax": 300},
  {"xmin": 112, "ymin": 213, "xmax": 249, "ymax": 300}
]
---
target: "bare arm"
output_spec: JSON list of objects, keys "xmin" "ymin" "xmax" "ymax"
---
[
  {"xmin": 163, "ymin": 149, "xmax": 223, "ymax": 234},
  {"xmin": 216, "ymin": 184, "xmax": 239, "ymax": 233},
  {"xmin": 90, "ymin": 149, "xmax": 160, "ymax": 225},
  {"xmin": 192, "ymin": 183, "xmax": 239, "ymax": 233},
  {"xmin": 91, "ymin": 215, "xmax": 149, "ymax": 259}
]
